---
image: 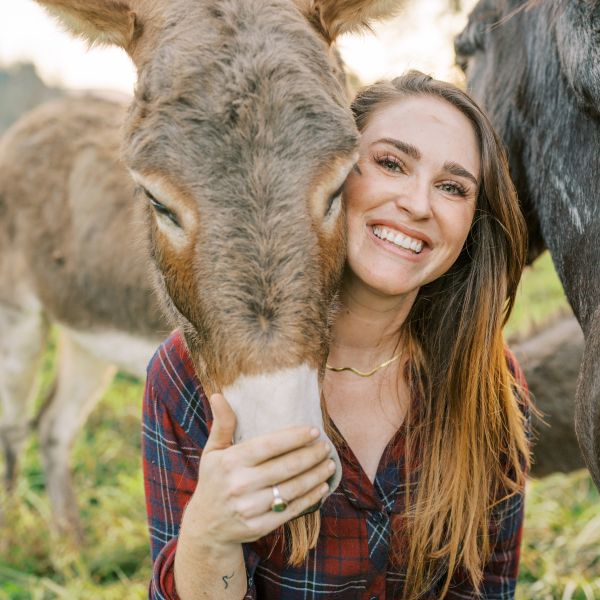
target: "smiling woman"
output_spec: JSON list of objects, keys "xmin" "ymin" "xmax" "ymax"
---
[
  {"xmin": 144, "ymin": 71, "xmax": 532, "ymax": 600},
  {"xmin": 343, "ymin": 95, "xmax": 479, "ymax": 300}
]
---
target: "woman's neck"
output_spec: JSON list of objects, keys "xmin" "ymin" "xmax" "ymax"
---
[{"xmin": 328, "ymin": 271, "xmax": 418, "ymax": 368}]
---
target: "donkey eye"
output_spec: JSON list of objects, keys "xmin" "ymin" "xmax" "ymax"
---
[
  {"xmin": 325, "ymin": 183, "xmax": 344, "ymax": 217},
  {"xmin": 142, "ymin": 188, "xmax": 181, "ymax": 228}
]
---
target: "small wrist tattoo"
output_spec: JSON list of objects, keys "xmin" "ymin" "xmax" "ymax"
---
[{"xmin": 222, "ymin": 571, "xmax": 235, "ymax": 589}]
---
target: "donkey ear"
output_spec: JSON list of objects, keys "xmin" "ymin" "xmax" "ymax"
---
[
  {"xmin": 310, "ymin": 0, "xmax": 401, "ymax": 42},
  {"xmin": 454, "ymin": 0, "xmax": 499, "ymax": 71},
  {"xmin": 35, "ymin": 0, "xmax": 141, "ymax": 50}
]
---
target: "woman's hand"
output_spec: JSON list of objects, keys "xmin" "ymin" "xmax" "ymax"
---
[{"xmin": 180, "ymin": 392, "xmax": 335, "ymax": 551}]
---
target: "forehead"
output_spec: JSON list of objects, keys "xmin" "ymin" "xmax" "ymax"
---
[{"xmin": 361, "ymin": 95, "xmax": 481, "ymax": 175}]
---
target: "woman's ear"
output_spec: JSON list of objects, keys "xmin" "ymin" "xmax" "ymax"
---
[
  {"xmin": 35, "ymin": 0, "xmax": 141, "ymax": 51},
  {"xmin": 305, "ymin": 0, "xmax": 401, "ymax": 44}
]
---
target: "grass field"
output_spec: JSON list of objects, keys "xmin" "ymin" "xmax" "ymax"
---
[{"xmin": 1, "ymin": 252, "xmax": 598, "ymax": 599}]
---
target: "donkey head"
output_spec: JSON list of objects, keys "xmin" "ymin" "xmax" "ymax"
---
[
  {"xmin": 454, "ymin": 0, "xmax": 547, "ymax": 264},
  {"xmin": 36, "ymin": 0, "xmax": 401, "ymax": 493}
]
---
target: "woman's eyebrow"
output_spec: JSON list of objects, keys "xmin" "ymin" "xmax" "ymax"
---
[
  {"xmin": 373, "ymin": 137, "xmax": 421, "ymax": 160},
  {"xmin": 443, "ymin": 161, "xmax": 478, "ymax": 186},
  {"xmin": 372, "ymin": 139, "xmax": 479, "ymax": 186}
]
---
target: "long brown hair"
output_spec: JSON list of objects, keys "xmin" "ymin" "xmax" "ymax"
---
[{"xmin": 287, "ymin": 71, "xmax": 531, "ymax": 598}]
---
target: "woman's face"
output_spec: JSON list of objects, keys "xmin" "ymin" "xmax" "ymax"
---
[{"xmin": 343, "ymin": 95, "xmax": 480, "ymax": 299}]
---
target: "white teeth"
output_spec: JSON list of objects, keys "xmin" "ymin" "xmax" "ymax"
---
[{"xmin": 372, "ymin": 225, "xmax": 424, "ymax": 254}]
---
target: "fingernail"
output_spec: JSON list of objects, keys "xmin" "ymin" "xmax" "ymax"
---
[
  {"xmin": 328, "ymin": 459, "xmax": 336, "ymax": 473},
  {"xmin": 310, "ymin": 427, "xmax": 320, "ymax": 438},
  {"xmin": 320, "ymin": 483, "xmax": 329, "ymax": 495}
]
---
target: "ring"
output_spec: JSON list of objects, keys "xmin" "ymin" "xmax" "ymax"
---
[{"xmin": 270, "ymin": 485, "xmax": 288, "ymax": 512}]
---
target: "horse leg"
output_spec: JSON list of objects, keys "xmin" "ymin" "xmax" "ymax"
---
[
  {"xmin": 0, "ymin": 302, "xmax": 48, "ymax": 493},
  {"xmin": 37, "ymin": 329, "xmax": 116, "ymax": 542},
  {"xmin": 575, "ymin": 305, "xmax": 600, "ymax": 489}
]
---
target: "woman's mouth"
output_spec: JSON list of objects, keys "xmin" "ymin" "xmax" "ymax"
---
[{"xmin": 371, "ymin": 225, "xmax": 424, "ymax": 254}]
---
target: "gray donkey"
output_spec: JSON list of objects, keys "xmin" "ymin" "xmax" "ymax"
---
[
  {"xmin": 0, "ymin": 0, "xmax": 400, "ymax": 538},
  {"xmin": 456, "ymin": 0, "xmax": 600, "ymax": 488}
]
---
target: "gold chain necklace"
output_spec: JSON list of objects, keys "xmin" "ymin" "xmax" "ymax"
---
[{"xmin": 325, "ymin": 353, "xmax": 401, "ymax": 378}]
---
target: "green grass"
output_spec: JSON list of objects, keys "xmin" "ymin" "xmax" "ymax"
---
[
  {"xmin": 518, "ymin": 472, "xmax": 600, "ymax": 600},
  {"xmin": 505, "ymin": 251, "xmax": 571, "ymax": 340},
  {"xmin": 0, "ymin": 366, "xmax": 150, "ymax": 600},
  {"xmin": 1, "ymin": 251, "xmax": 597, "ymax": 599}
]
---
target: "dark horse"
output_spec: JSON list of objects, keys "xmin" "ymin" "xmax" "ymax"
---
[{"xmin": 455, "ymin": 0, "xmax": 600, "ymax": 487}]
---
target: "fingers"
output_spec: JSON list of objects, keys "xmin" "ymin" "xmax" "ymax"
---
[
  {"xmin": 249, "ymin": 441, "xmax": 333, "ymax": 491},
  {"xmin": 243, "ymin": 481, "xmax": 331, "ymax": 541},
  {"xmin": 223, "ymin": 440, "xmax": 332, "ymax": 497},
  {"xmin": 228, "ymin": 456, "xmax": 336, "ymax": 520},
  {"xmin": 236, "ymin": 425, "xmax": 322, "ymax": 467},
  {"xmin": 205, "ymin": 393, "xmax": 237, "ymax": 452},
  {"xmin": 194, "ymin": 399, "xmax": 335, "ymax": 547},
  {"xmin": 271, "ymin": 456, "xmax": 335, "ymax": 512}
]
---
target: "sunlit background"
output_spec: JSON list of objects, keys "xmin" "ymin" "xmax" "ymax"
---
[{"xmin": 0, "ymin": 0, "xmax": 476, "ymax": 94}]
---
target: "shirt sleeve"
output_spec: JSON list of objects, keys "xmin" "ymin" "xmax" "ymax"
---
[{"xmin": 142, "ymin": 340, "xmax": 260, "ymax": 599}]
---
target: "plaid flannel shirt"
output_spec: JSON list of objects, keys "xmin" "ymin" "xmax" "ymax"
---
[{"xmin": 143, "ymin": 330, "xmax": 529, "ymax": 600}]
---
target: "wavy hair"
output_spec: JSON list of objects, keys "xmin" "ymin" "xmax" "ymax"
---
[{"xmin": 285, "ymin": 71, "xmax": 531, "ymax": 598}]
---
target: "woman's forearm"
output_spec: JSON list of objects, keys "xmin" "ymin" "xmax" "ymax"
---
[{"xmin": 174, "ymin": 517, "xmax": 247, "ymax": 600}]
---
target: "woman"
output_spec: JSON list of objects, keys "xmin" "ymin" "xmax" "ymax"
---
[{"xmin": 143, "ymin": 72, "xmax": 531, "ymax": 599}]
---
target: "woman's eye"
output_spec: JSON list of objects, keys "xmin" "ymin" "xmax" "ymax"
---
[
  {"xmin": 375, "ymin": 154, "xmax": 405, "ymax": 173},
  {"xmin": 438, "ymin": 182, "xmax": 467, "ymax": 197},
  {"xmin": 142, "ymin": 189, "xmax": 181, "ymax": 227}
]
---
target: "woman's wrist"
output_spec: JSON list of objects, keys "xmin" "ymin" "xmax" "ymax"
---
[
  {"xmin": 179, "ymin": 503, "xmax": 241, "ymax": 560},
  {"xmin": 174, "ymin": 524, "xmax": 246, "ymax": 600},
  {"xmin": 178, "ymin": 518, "xmax": 240, "ymax": 559}
]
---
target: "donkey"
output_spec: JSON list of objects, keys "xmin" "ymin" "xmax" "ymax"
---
[
  {"xmin": 0, "ymin": 95, "xmax": 172, "ymax": 536},
  {"xmin": 455, "ymin": 0, "xmax": 600, "ymax": 487},
  {"xmin": 1, "ymin": 0, "xmax": 401, "ymax": 537}
]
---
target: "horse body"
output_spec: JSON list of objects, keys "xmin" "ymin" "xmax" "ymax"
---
[{"xmin": 456, "ymin": 0, "xmax": 600, "ymax": 486}]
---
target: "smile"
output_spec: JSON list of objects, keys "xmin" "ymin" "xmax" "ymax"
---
[{"xmin": 371, "ymin": 225, "xmax": 424, "ymax": 254}]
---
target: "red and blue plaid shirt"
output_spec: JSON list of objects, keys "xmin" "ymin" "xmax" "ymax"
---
[{"xmin": 143, "ymin": 330, "xmax": 529, "ymax": 599}]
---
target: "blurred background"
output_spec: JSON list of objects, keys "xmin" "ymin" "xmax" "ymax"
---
[{"xmin": 0, "ymin": 1, "xmax": 597, "ymax": 598}]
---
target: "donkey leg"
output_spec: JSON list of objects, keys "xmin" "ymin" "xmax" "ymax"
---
[
  {"xmin": 575, "ymin": 306, "xmax": 600, "ymax": 489},
  {"xmin": 37, "ymin": 330, "xmax": 116, "ymax": 541},
  {"xmin": 0, "ymin": 302, "xmax": 48, "ymax": 492}
]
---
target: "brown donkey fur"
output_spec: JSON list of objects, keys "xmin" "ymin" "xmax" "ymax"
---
[
  {"xmin": 0, "ymin": 96, "xmax": 172, "ymax": 537},
  {"xmin": 0, "ymin": 0, "xmax": 402, "ymax": 542}
]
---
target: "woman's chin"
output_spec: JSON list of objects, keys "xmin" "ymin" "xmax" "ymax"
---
[{"xmin": 351, "ymin": 270, "xmax": 421, "ymax": 300}]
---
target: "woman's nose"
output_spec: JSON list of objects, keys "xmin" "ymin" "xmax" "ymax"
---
[{"xmin": 394, "ymin": 178, "xmax": 433, "ymax": 220}]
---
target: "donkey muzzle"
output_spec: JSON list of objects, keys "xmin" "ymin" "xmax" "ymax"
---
[{"xmin": 222, "ymin": 364, "xmax": 343, "ymax": 496}]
